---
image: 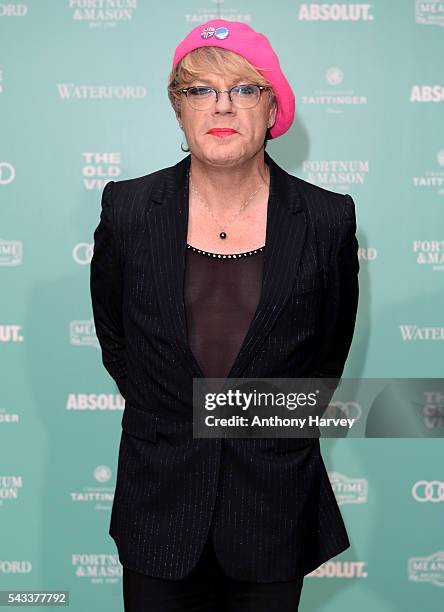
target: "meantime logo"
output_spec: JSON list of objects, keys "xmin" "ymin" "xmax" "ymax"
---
[
  {"xmin": 0, "ymin": 240, "xmax": 22, "ymax": 266},
  {"xmin": 410, "ymin": 85, "xmax": 444, "ymax": 102},
  {"xmin": 66, "ymin": 393, "xmax": 125, "ymax": 411},
  {"xmin": 83, "ymin": 152, "xmax": 120, "ymax": 190},
  {"xmin": 68, "ymin": 0, "xmax": 137, "ymax": 28},
  {"xmin": 0, "ymin": 408, "xmax": 19, "ymax": 423},
  {"xmin": 70, "ymin": 319, "xmax": 99, "ymax": 348},
  {"xmin": 412, "ymin": 149, "xmax": 444, "ymax": 196},
  {"xmin": 415, "ymin": 0, "xmax": 444, "ymax": 27},
  {"xmin": 301, "ymin": 68, "xmax": 367, "ymax": 111},
  {"xmin": 298, "ymin": 3, "xmax": 374, "ymax": 21},
  {"xmin": 408, "ymin": 551, "xmax": 444, "ymax": 587},
  {"xmin": 301, "ymin": 160, "xmax": 369, "ymax": 189},
  {"xmin": 329, "ymin": 472, "xmax": 368, "ymax": 506},
  {"xmin": 57, "ymin": 84, "xmax": 146, "ymax": 99},
  {"xmin": 413, "ymin": 240, "xmax": 444, "ymax": 270}
]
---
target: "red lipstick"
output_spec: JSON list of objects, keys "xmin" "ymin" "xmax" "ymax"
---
[{"xmin": 207, "ymin": 128, "xmax": 238, "ymax": 137}]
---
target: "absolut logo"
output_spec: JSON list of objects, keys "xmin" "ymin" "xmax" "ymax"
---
[
  {"xmin": 301, "ymin": 160, "xmax": 369, "ymax": 189},
  {"xmin": 69, "ymin": 319, "xmax": 99, "ymax": 348},
  {"xmin": 66, "ymin": 393, "xmax": 124, "ymax": 410},
  {"xmin": 0, "ymin": 240, "xmax": 22, "ymax": 265},
  {"xmin": 82, "ymin": 152, "xmax": 120, "ymax": 190},
  {"xmin": 0, "ymin": 325, "xmax": 23, "ymax": 342},
  {"xmin": 298, "ymin": 3, "xmax": 374, "ymax": 20},
  {"xmin": 307, "ymin": 560, "xmax": 368, "ymax": 578},
  {"xmin": 410, "ymin": 85, "xmax": 444, "ymax": 102}
]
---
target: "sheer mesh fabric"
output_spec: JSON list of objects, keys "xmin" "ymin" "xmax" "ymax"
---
[{"xmin": 183, "ymin": 244, "xmax": 266, "ymax": 378}]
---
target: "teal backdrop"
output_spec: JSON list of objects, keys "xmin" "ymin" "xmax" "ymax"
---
[{"xmin": 1, "ymin": 1, "xmax": 443, "ymax": 610}]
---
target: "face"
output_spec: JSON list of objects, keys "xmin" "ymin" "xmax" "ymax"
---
[{"xmin": 178, "ymin": 73, "xmax": 277, "ymax": 168}]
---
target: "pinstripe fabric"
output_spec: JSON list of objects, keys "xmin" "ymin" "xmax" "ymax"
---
[{"xmin": 90, "ymin": 151, "xmax": 359, "ymax": 581}]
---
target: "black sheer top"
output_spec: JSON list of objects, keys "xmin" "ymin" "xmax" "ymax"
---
[{"xmin": 183, "ymin": 243, "xmax": 266, "ymax": 378}]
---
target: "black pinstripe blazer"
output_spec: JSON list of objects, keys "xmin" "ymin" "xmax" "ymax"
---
[{"xmin": 90, "ymin": 151, "xmax": 359, "ymax": 582}]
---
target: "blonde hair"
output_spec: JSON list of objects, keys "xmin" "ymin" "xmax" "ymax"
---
[{"xmin": 167, "ymin": 47, "xmax": 277, "ymax": 144}]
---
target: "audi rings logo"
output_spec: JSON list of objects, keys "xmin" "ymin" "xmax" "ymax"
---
[
  {"xmin": 412, "ymin": 480, "xmax": 444, "ymax": 503},
  {"xmin": 325, "ymin": 401, "xmax": 362, "ymax": 422},
  {"xmin": 0, "ymin": 162, "xmax": 15, "ymax": 185},
  {"xmin": 73, "ymin": 243, "xmax": 93, "ymax": 265}
]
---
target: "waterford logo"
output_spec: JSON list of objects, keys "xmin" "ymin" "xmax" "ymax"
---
[
  {"xmin": 0, "ymin": 3, "xmax": 27, "ymax": 17},
  {"xmin": 56, "ymin": 84, "xmax": 146, "ymax": 99},
  {"xmin": 399, "ymin": 325, "xmax": 444, "ymax": 341}
]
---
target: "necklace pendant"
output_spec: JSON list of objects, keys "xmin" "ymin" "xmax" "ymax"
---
[{"xmin": 219, "ymin": 231, "xmax": 227, "ymax": 239}]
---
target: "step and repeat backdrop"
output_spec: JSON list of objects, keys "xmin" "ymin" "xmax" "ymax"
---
[{"xmin": 1, "ymin": 1, "xmax": 443, "ymax": 610}]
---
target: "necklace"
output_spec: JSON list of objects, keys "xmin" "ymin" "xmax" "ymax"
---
[{"xmin": 189, "ymin": 167, "xmax": 269, "ymax": 240}]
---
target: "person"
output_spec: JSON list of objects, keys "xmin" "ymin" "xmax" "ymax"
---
[{"xmin": 90, "ymin": 19, "xmax": 360, "ymax": 612}]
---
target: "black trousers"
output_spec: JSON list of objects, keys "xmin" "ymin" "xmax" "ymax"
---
[{"xmin": 122, "ymin": 530, "xmax": 304, "ymax": 611}]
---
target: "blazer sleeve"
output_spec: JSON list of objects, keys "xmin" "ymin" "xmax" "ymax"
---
[
  {"xmin": 90, "ymin": 180, "xmax": 127, "ymax": 399},
  {"xmin": 310, "ymin": 193, "xmax": 360, "ymax": 380}
]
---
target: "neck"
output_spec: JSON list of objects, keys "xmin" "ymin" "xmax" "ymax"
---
[{"xmin": 189, "ymin": 150, "xmax": 270, "ymax": 216}]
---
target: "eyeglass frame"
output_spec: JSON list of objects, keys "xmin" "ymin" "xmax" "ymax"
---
[{"xmin": 179, "ymin": 84, "xmax": 271, "ymax": 109}]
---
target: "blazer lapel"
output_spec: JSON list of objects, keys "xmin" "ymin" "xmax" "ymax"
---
[{"xmin": 145, "ymin": 152, "xmax": 308, "ymax": 381}]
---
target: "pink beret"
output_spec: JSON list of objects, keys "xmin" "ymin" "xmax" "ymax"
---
[{"xmin": 172, "ymin": 20, "xmax": 295, "ymax": 139}]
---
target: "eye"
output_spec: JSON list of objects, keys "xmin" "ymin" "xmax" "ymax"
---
[
  {"xmin": 232, "ymin": 85, "xmax": 257, "ymax": 96},
  {"xmin": 188, "ymin": 86, "xmax": 213, "ymax": 97}
]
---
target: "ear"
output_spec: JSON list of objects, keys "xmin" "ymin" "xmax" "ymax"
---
[{"xmin": 267, "ymin": 100, "xmax": 277, "ymax": 129}]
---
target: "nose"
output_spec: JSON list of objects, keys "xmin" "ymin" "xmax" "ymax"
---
[{"xmin": 213, "ymin": 90, "xmax": 235, "ymax": 114}]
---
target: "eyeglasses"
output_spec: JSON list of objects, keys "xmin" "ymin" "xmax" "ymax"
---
[{"xmin": 180, "ymin": 84, "xmax": 271, "ymax": 110}]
